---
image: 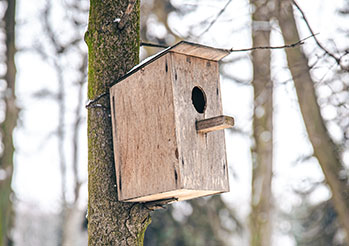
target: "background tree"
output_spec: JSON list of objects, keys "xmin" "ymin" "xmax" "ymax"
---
[
  {"xmin": 277, "ymin": 0, "xmax": 349, "ymax": 242},
  {"xmin": 249, "ymin": 0, "xmax": 273, "ymax": 245},
  {"xmin": 140, "ymin": 0, "xmax": 181, "ymax": 47},
  {"xmin": 145, "ymin": 197, "xmax": 241, "ymax": 246},
  {"xmin": 26, "ymin": 0, "xmax": 89, "ymax": 244},
  {"xmin": 0, "ymin": 0, "xmax": 17, "ymax": 245},
  {"xmin": 289, "ymin": 191, "xmax": 340, "ymax": 246}
]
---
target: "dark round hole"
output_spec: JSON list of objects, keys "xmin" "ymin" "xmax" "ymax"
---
[{"xmin": 191, "ymin": 86, "xmax": 206, "ymax": 114}]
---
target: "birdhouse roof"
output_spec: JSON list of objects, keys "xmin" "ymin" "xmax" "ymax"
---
[
  {"xmin": 112, "ymin": 41, "xmax": 230, "ymax": 86},
  {"xmin": 169, "ymin": 41, "xmax": 230, "ymax": 61}
]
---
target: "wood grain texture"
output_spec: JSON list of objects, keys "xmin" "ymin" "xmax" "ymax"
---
[
  {"xmin": 110, "ymin": 51, "xmax": 230, "ymax": 202},
  {"xmin": 196, "ymin": 115, "xmax": 234, "ymax": 133},
  {"xmin": 127, "ymin": 189, "xmax": 223, "ymax": 202},
  {"xmin": 110, "ymin": 54, "xmax": 179, "ymax": 201},
  {"xmin": 170, "ymin": 41, "xmax": 229, "ymax": 61},
  {"xmin": 170, "ymin": 53, "xmax": 229, "ymax": 192}
]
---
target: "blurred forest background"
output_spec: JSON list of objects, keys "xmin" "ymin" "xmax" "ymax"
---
[{"xmin": 0, "ymin": 0, "xmax": 348, "ymax": 245}]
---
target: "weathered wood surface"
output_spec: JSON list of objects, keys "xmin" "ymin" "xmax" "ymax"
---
[
  {"xmin": 128, "ymin": 189, "xmax": 223, "ymax": 203},
  {"xmin": 110, "ymin": 50, "xmax": 230, "ymax": 202},
  {"xmin": 170, "ymin": 53, "xmax": 229, "ymax": 193},
  {"xmin": 170, "ymin": 41, "xmax": 229, "ymax": 61},
  {"xmin": 196, "ymin": 115, "xmax": 234, "ymax": 133},
  {"xmin": 113, "ymin": 41, "xmax": 230, "ymax": 86},
  {"xmin": 110, "ymin": 54, "xmax": 179, "ymax": 201}
]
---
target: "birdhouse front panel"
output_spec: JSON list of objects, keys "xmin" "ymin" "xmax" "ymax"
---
[
  {"xmin": 170, "ymin": 52, "xmax": 229, "ymax": 194},
  {"xmin": 110, "ymin": 41, "xmax": 233, "ymax": 203}
]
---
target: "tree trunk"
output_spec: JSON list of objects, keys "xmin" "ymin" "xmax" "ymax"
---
[
  {"xmin": 277, "ymin": 0, "xmax": 349, "ymax": 242},
  {"xmin": 85, "ymin": 1, "xmax": 151, "ymax": 245},
  {"xmin": 0, "ymin": 0, "xmax": 17, "ymax": 245},
  {"xmin": 249, "ymin": 1, "xmax": 273, "ymax": 245}
]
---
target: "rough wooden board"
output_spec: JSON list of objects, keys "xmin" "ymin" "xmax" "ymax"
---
[
  {"xmin": 170, "ymin": 53, "xmax": 230, "ymax": 192},
  {"xmin": 196, "ymin": 115, "xmax": 235, "ymax": 133},
  {"xmin": 113, "ymin": 41, "xmax": 229, "ymax": 86},
  {"xmin": 110, "ymin": 54, "xmax": 179, "ymax": 201},
  {"xmin": 125, "ymin": 189, "xmax": 223, "ymax": 202},
  {"xmin": 170, "ymin": 41, "xmax": 230, "ymax": 61},
  {"xmin": 110, "ymin": 51, "xmax": 230, "ymax": 202}
]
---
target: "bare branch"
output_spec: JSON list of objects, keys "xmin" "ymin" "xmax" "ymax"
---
[
  {"xmin": 292, "ymin": 0, "xmax": 345, "ymax": 67},
  {"xmin": 85, "ymin": 92, "xmax": 109, "ymax": 109},
  {"xmin": 198, "ymin": 0, "xmax": 233, "ymax": 37},
  {"xmin": 144, "ymin": 197, "xmax": 178, "ymax": 211},
  {"xmin": 140, "ymin": 34, "xmax": 314, "ymax": 55},
  {"xmin": 140, "ymin": 41, "xmax": 169, "ymax": 49},
  {"xmin": 229, "ymin": 34, "xmax": 315, "ymax": 52}
]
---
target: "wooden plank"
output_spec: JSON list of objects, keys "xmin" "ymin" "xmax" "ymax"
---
[
  {"xmin": 170, "ymin": 53, "xmax": 230, "ymax": 192},
  {"xmin": 196, "ymin": 115, "xmax": 234, "ymax": 133},
  {"xmin": 110, "ymin": 50, "xmax": 230, "ymax": 202},
  {"xmin": 125, "ymin": 189, "xmax": 223, "ymax": 202},
  {"xmin": 110, "ymin": 54, "xmax": 179, "ymax": 201},
  {"xmin": 170, "ymin": 41, "xmax": 230, "ymax": 61},
  {"xmin": 113, "ymin": 41, "xmax": 229, "ymax": 86}
]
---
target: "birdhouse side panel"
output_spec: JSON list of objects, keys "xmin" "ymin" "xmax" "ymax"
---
[
  {"xmin": 110, "ymin": 54, "xmax": 180, "ymax": 201},
  {"xmin": 170, "ymin": 53, "xmax": 229, "ymax": 192}
]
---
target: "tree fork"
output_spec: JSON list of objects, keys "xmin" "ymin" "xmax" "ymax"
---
[{"xmin": 85, "ymin": 1, "xmax": 151, "ymax": 245}]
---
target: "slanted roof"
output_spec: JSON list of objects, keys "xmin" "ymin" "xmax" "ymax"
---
[
  {"xmin": 111, "ymin": 41, "xmax": 230, "ymax": 86},
  {"xmin": 170, "ymin": 41, "xmax": 230, "ymax": 61}
]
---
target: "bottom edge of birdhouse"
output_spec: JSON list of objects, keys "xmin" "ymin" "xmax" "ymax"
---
[{"xmin": 122, "ymin": 189, "xmax": 228, "ymax": 203}]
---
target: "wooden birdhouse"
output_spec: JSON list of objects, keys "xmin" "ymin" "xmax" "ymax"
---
[{"xmin": 109, "ymin": 41, "xmax": 234, "ymax": 203}]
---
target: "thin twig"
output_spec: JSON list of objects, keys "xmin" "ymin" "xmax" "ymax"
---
[
  {"xmin": 292, "ymin": 0, "xmax": 341, "ymax": 65},
  {"xmin": 144, "ymin": 197, "xmax": 178, "ymax": 211},
  {"xmin": 85, "ymin": 92, "xmax": 109, "ymax": 108},
  {"xmin": 86, "ymin": 104, "xmax": 109, "ymax": 111},
  {"xmin": 140, "ymin": 41, "xmax": 169, "ymax": 49},
  {"xmin": 142, "ymin": 34, "xmax": 313, "ymax": 53},
  {"xmin": 229, "ymin": 34, "xmax": 315, "ymax": 52},
  {"xmin": 198, "ymin": 0, "xmax": 233, "ymax": 37}
]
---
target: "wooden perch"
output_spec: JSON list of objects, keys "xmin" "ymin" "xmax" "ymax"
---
[{"xmin": 196, "ymin": 115, "xmax": 234, "ymax": 133}]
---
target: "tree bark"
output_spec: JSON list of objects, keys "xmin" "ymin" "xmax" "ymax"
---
[
  {"xmin": 277, "ymin": 0, "xmax": 349, "ymax": 242},
  {"xmin": 249, "ymin": 1, "xmax": 273, "ymax": 245},
  {"xmin": 0, "ymin": 0, "xmax": 17, "ymax": 245},
  {"xmin": 85, "ymin": 1, "xmax": 151, "ymax": 245}
]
